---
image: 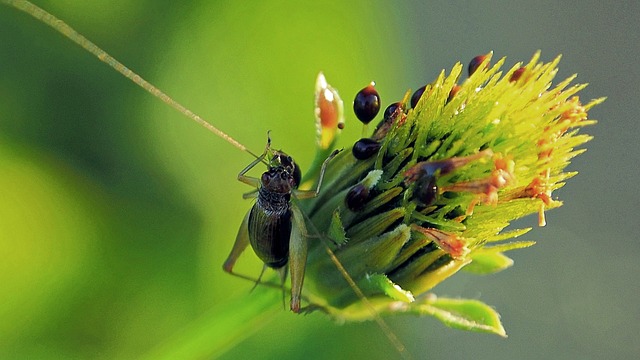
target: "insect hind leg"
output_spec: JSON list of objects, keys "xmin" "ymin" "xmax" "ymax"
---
[
  {"xmin": 277, "ymin": 266, "xmax": 288, "ymax": 310},
  {"xmin": 225, "ymin": 268, "xmax": 284, "ymax": 291},
  {"xmin": 223, "ymin": 209, "xmax": 292, "ymax": 306},
  {"xmin": 222, "ymin": 212, "xmax": 251, "ymax": 273},
  {"xmin": 250, "ymin": 264, "xmax": 265, "ymax": 291}
]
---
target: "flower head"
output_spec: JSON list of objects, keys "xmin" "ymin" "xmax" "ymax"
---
[{"xmin": 299, "ymin": 52, "xmax": 603, "ymax": 335}]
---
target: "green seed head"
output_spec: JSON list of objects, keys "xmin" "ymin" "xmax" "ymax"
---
[{"xmin": 301, "ymin": 52, "xmax": 603, "ymax": 335}]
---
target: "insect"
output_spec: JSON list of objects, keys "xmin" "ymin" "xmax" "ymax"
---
[
  {"xmin": 2, "ymin": 0, "xmax": 409, "ymax": 357},
  {"xmin": 223, "ymin": 135, "xmax": 339, "ymax": 313}
]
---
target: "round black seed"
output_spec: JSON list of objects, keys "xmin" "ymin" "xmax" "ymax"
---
[
  {"xmin": 383, "ymin": 101, "xmax": 402, "ymax": 120},
  {"xmin": 353, "ymin": 83, "xmax": 380, "ymax": 124},
  {"xmin": 352, "ymin": 138, "xmax": 381, "ymax": 160},
  {"xmin": 414, "ymin": 174, "xmax": 438, "ymax": 206},
  {"xmin": 468, "ymin": 54, "xmax": 488, "ymax": 76},
  {"xmin": 373, "ymin": 102, "xmax": 402, "ymax": 138},
  {"xmin": 410, "ymin": 85, "xmax": 426, "ymax": 109},
  {"xmin": 345, "ymin": 183, "xmax": 370, "ymax": 211}
]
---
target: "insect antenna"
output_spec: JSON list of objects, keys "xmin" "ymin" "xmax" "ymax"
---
[{"xmin": 2, "ymin": 0, "xmax": 260, "ymax": 160}]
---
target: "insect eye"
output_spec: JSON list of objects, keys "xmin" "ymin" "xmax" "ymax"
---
[
  {"xmin": 353, "ymin": 82, "xmax": 380, "ymax": 124},
  {"xmin": 291, "ymin": 162, "xmax": 301, "ymax": 188},
  {"xmin": 261, "ymin": 171, "xmax": 271, "ymax": 186}
]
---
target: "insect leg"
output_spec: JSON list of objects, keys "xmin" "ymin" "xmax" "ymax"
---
[
  {"xmin": 237, "ymin": 136, "xmax": 271, "ymax": 187},
  {"xmin": 237, "ymin": 154, "xmax": 265, "ymax": 187},
  {"xmin": 222, "ymin": 211, "xmax": 251, "ymax": 274},
  {"xmin": 285, "ymin": 149, "xmax": 342, "ymax": 312},
  {"xmin": 276, "ymin": 266, "xmax": 288, "ymax": 310},
  {"xmin": 288, "ymin": 204, "xmax": 308, "ymax": 313},
  {"xmin": 223, "ymin": 212, "xmax": 290, "ymax": 295},
  {"xmin": 294, "ymin": 149, "xmax": 340, "ymax": 199}
]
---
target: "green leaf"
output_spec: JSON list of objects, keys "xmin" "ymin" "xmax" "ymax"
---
[
  {"xmin": 414, "ymin": 297, "xmax": 506, "ymax": 337},
  {"xmin": 484, "ymin": 240, "xmax": 536, "ymax": 252},
  {"xmin": 464, "ymin": 252, "xmax": 514, "ymax": 274},
  {"xmin": 327, "ymin": 209, "xmax": 348, "ymax": 245},
  {"xmin": 361, "ymin": 274, "xmax": 414, "ymax": 302},
  {"xmin": 346, "ymin": 207, "xmax": 405, "ymax": 243},
  {"xmin": 464, "ymin": 241, "xmax": 535, "ymax": 274},
  {"xmin": 486, "ymin": 228, "xmax": 532, "ymax": 242}
]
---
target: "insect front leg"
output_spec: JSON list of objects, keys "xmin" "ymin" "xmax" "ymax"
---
[
  {"xmin": 294, "ymin": 149, "xmax": 340, "ymax": 199},
  {"xmin": 237, "ymin": 148, "xmax": 268, "ymax": 187}
]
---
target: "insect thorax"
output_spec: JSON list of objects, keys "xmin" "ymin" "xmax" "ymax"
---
[{"xmin": 256, "ymin": 187, "xmax": 291, "ymax": 214}]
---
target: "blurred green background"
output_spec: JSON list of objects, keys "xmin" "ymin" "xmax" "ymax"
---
[{"xmin": 1, "ymin": 1, "xmax": 637, "ymax": 359}]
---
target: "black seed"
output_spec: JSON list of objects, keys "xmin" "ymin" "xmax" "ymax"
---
[
  {"xmin": 410, "ymin": 85, "xmax": 426, "ymax": 109},
  {"xmin": 468, "ymin": 54, "xmax": 488, "ymax": 77},
  {"xmin": 510, "ymin": 67, "xmax": 526, "ymax": 82},
  {"xmin": 414, "ymin": 174, "xmax": 438, "ymax": 206},
  {"xmin": 345, "ymin": 183, "xmax": 370, "ymax": 211},
  {"xmin": 383, "ymin": 101, "xmax": 402, "ymax": 120},
  {"xmin": 352, "ymin": 138, "xmax": 381, "ymax": 160},
  {"xmin": 446, "ymin": 84, "xmax": 461, "ymax": 104},
  {"xmin": 353, "ymin": 83, "xmax": 380, "ymax": 124}
]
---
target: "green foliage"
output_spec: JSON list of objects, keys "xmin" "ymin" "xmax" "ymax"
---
[{"xmin": 412, "ymin": 297, "xmax": 506, "ymax": 337}]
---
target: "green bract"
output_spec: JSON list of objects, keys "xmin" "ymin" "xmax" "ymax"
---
[{"xmin": 300, "ymin": 52, "xmax": 603, "ymax": 336}]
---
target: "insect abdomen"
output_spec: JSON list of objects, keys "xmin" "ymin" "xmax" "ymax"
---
[{"xmin": 247, "ymin": 193, "xmax": 292, "ymax": 269}]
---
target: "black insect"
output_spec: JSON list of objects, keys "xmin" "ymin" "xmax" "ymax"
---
[{"xmin": 223, "ymin": 137, "xmax": 338, "ymax": 313}]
